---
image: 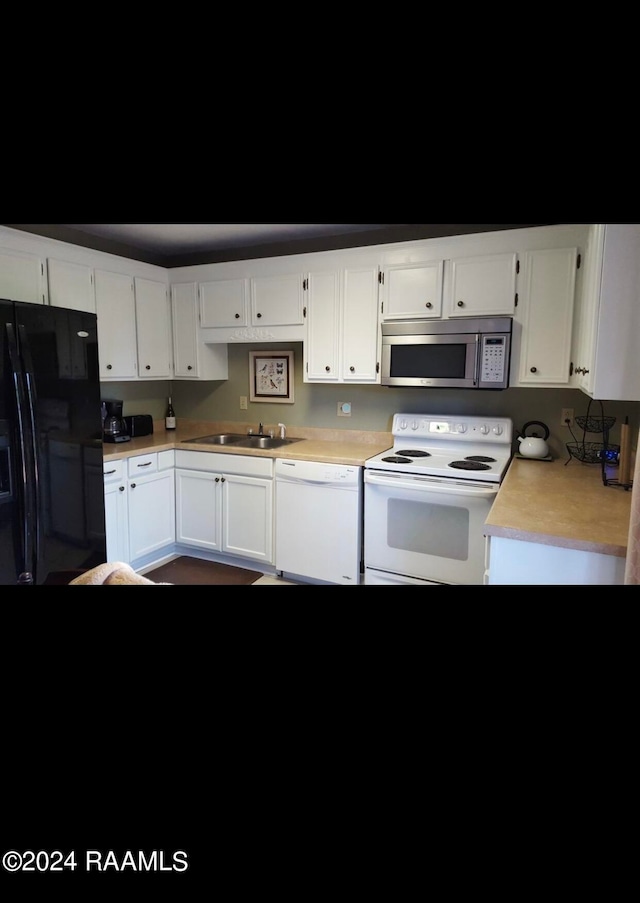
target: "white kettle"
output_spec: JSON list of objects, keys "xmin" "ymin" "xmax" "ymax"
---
[{"xmin": 517, "ymin": 421, "xmax": 550, "ymax": 458}]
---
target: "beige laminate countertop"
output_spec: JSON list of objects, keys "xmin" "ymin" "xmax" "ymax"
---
[
  {"xmin": 102, "ymin": 420, "xmax": 393, "ymax": 468},
  {"xmin": 484, "ymin": 456, "xmax": 633, "ymax": 557}
]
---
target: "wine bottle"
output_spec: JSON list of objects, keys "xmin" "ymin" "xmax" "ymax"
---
[{"xmin": 165, "ymin": 396, "xmax": 176, "ymax": 431}]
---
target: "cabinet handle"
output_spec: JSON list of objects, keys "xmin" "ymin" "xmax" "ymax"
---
[
  {"xmin": 256, "ymin": 312, "xmax": 262, "ymax": 319},
  {"xmin": 426, "ymin": 302, "xmax": 433, "ymax": 309},
  {"xmin": 350, "ymin": 366, "xmax": 355, "ymax": 372},
  {"xmin": 119, "ymin": 485, "xmax": 125, "ymax": 492},
  {"xmin": 187, "ymin": 365, "xmax": 193, "ymax": 371},
  {"xmin": 215, "ymin": 477, "xmax": 220, "ymax": 483},
  {"xmin": 145, "ymin": 365, "xmax": 151, "ymax": 370},
  {"xmin": 137, "ymin": 462, "xmax": 152, "ymax": 468},
  {"xmin": 530, "ymin": 367, "xmax": 538, "ymax": 374},
  {"xmin": 105, "ymin": 469, "xmax": 116, "ymax": 475},
  {"xmin": 106, "ymin": 364, "xmax": 112, "ymax": 370},
  {"xmin": 235, "ymin": 313, "xmax": 240, "ymax": 319},
  {"xmin": 325, "ymin": 366, "xmax": 331, "ymax": 372},
  {"xmin": 457, "ymin": 301, "xmax": 465, "ymax": 308},
  {"xmin": 131, "ymin": 483, "xmax": 136, "ymax": 489}
]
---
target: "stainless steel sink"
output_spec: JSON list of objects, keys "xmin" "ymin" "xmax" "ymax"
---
[
  {"xmin": 182, "ymin": 434, "xmax": 247, "ymax": 446},
  {"xmin": 183, "ymin": 434, "xmax": 302, "ymax": 450},
  {"xmin": 231, "ymin": 436, "xmax": 302, "ymax": 450}
]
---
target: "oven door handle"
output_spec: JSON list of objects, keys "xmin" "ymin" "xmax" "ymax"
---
[{"xmin": 364, "ymin": 470, "xmax": 499, "ymax": 498}]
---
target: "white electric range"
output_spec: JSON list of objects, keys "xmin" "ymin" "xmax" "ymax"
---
[{"xmin": 364, "ymin": 414, "xmax": 513, "ymax": 585}]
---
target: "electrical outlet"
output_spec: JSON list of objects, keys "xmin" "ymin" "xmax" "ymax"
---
[
  {"xmin": 338, "ymin": 402, "xmax": 352, "ymax": 417},
  {"xmin": 561, "ymin": 407, "xmax": 574, "ymax": 427},
  {"xmin": 240, "ymin": 396, "xmax": 248, "ymax": 410}
]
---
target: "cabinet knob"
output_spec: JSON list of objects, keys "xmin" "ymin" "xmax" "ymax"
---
[
  {"xmin": 215, "ymin": 477, "xmax": 220, "ymax": 483},
  {"xmin": 530, "ymin": 367, "xmax": 538, "ymax": 374},
  {"xmin": 256, "ymin": 312, "xmax": 262, "ymax": 319},
  {"xmin": 235, "ymin": 313, "xmax": 240, "ymax": 319},
  {"xmin": 325, "ymin": 366, "xmax": 331, "ymax": 372},
  {"xmin": 187, "ymin": 365, "xmax": 193, "ymax": 371},
  {"xmin": 131, "ymin": 483, "xmax": 136, "ymax": 489},
  {"xmin": 106, "ymin": 364, "xmax": 112, "ymax": 370},
  {"xmin": 145, "ymin": 365, "xmax": 151, "ymax": 370},
  {"xmin": 350, "ymin": 366, "xmax": 355, "ymax": 372},
  {"xmin": 457, "ymin": 301, "xmax": 465, "ymax": 308},
  {"xmin": 119, "ymin": 486, "xmax": 125, "ymax": 492},
  {"xmin": 426, "ymin": 302, "xmax": 433, "ymax": 309}
]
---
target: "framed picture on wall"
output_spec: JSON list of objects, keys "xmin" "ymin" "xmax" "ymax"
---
[{"xmin": 249, "ymin": 351, "xmax": 295, "ymax": 404}]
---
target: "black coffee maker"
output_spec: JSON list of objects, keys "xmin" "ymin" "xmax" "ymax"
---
[{"xmin": 102, "ymin": 399, "xmax": 131, "ymax": 443}]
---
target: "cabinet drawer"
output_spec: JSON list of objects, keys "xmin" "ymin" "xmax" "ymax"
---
[
  {"xmin": 103, "ymin": 459, "xmax": 125, "ymax": 482},
  {"xmin": 128, "ymin": 453, "xmax": 158, "ymax": 477}
]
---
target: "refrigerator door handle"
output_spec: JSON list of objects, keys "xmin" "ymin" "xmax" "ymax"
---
[{"xmin": 5, "ymin": 322, "xmax": 37, "ymax": 583}]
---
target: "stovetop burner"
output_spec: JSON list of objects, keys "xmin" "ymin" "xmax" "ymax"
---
[
  {"xmin": 449, "ymin": 460, "xmax": 491, "ymax": 471},
  {"xmin": 396, "ymin": 450, "xmax": 431, "ymax": 458},
  {"xmin": 382, "ymin": 456, "xmax": 413, "ymax": 464},
  {"xmin": 465, "ymin": 455, "xmax": 497, "ymax": 463}
]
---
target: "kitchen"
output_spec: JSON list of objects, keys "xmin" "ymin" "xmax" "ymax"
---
[{"xmin": 1, "ymin": 223, "xmax": 638, "ymax": 585}]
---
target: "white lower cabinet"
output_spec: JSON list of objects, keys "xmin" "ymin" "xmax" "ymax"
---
[
  {"xmin": 487, "ymin": 536, "xmax": 625, "ymax": 585},
  {"xmin": 175, "ymin": 451, "xmax": 274, "ymax": 565},
  {"xmin": 103, "ymin": 452, "xmax": 175, "ymax": 565},
  {"xmin": 103, "ymin": 459, "xmax": 129, "ymax": 562}
]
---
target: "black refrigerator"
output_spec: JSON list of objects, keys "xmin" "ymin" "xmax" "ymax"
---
[{"xmin": 1, "ymin": 298, "xmax": 106, "ymax": 585}]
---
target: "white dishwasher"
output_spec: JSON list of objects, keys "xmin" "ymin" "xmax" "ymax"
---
[{"xmin": 275, "ymin": 458, "xmax": 363, "ymax": 585}]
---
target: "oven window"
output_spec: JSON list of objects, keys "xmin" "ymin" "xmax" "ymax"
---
[
  {"xmin": 388, "ymin": 499, "xmax": 469, "ymax": 560},
  {"xmin": 390, "ymin": 344, "xmax": 468, "ymax": 379}
]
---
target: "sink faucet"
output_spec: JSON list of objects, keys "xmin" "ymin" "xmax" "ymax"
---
[
  {"xmin": 278, "ymin": 422, "xmax": 286, "ymax": 439},
  {"xmin": 258, "ymin": 422, "xmax": 264, "ymax": 435}
]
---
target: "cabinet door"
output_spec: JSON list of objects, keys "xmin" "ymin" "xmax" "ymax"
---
[
  {"xmin": 446, "ymin": 253, "xmax": 517, "ymax": 317},
  {"xmin": 134, "ymin": 277, "xmax": 172, "ymax": 379},
  {"xmin": 304, "ymin": 270, "xmax": 341, "ymax": 381},
  {"xmin": 128, "ymin": 469, "xmax": 175, "ymax": 561},
  {"xmin": 223, "ymin": 473, "xmax": 273, "ymax": 563},
  {"xmin": 342, "ymin": 266, "xmax": 380, "ymax": 382},
  {"xmin": 200, "ymin": 278, "xmax": 248, "ymax": 328},
  {"xmin": 171, "ymin": 281, "xmax": 229, "ymax": 381},
  {"xmin": 0, "ymin": 247, "xmax": 45, "ymax": 304},
  {"xmin": 47, "ymin": 258, "xmax": 95, "ymax": 313},
  {"xmin": 381, "ymin": 260, "xmax": 443, "ymax": 319},
  {"xmin": 250, "ymin": 273, "xmax": 304, "ymax": 326},
  {"xmin": 517, "ymin": 247, "xmax": 577, "ymax": 386},
  {"xmin": 175, "ymin": 469, "xmax": 222, "ymax": 551},
  {"xmin": 95, "ymin": 269, "xmax": 138, "ymax": 379},
  {"xmin": 104, "ymin": 478, "xmax": 129, "ymax": 563}
]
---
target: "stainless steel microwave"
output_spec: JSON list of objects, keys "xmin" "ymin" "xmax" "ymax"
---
[{"xmin": 381, "ymin": 317, "xmax": 512, "ymax": 389}]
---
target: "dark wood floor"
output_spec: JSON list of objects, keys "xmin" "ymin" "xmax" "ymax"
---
[{"xmin": 144, "ymin": 557, "xmax": 263, "ymax": 585}]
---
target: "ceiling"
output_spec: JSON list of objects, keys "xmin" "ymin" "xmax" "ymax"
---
[{"xmin": 2, "ymin": 223, "xmax": 560, "ymax": 267}]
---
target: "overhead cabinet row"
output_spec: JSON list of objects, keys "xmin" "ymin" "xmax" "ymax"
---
[{"xmin": 2, "ymin": 225, "xmax": 639, "ymax": 398}]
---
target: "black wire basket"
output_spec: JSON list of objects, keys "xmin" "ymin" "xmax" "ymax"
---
[
  {"xmin": 574, "ymin": 415, "xmax": 616, "ymax": 435},
  {"xmin": 566, "ymin": 441, "xmax": 620, "ymax": 465}
]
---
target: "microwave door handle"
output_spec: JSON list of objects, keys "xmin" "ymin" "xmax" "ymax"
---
[{"xmin": 365, "ymin": 471, "xmax": 498, "ymax": 498}]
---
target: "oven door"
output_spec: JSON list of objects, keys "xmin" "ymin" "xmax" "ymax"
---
[{"xmin": 364, "ymin": 470, "xmax": 498, "ymax": 585}]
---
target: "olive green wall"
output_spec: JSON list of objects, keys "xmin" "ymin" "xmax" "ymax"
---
[{"xmin": 104, "ymin": 341, "xmax": 640, "ymax": 461}]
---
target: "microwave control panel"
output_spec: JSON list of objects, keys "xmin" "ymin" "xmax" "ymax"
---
[{"xmin": 479, "ymin": 334, "xmax": 509, "ymax": 387}]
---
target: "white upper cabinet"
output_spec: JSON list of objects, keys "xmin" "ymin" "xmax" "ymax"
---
[
  {"xmin": 47, "ymin": 258, "xmax": 95, "ymax": 313},
  {"xmin": 250, "ymin": 273, "xmax": 304, "ymax": 326},
  {"xmin": 95, "ymin": 268, "xmax": 138, "ymax": 380},
  {"xmin": 134, "ymin": 277, "xmax": 172, "ymax": 379},
  {"xmin": 380, "ymin": 260, "xmax": 444, "ymax": 320},
  {"xmin": 446, "ymin": 252, "xmax": 517, "ymax": 317},
  {"xmin": 572, "ymin": 224, "xmax": 640, "ymax": 401},
  {"xmin": 515, "ymin": 247, "xmax": 578, "ymax": 387},
  {"xmin": 199, "ymin": 278, "xmax": 248, "ymax": 328},
  {"xmin": 305, "ymin": 264, "xmax": 380, "ymax": 384},
  {"xmin": 171, "ymin": 282, "xmax": 229, "ymax": 380},
  {"xmin": 0, "ymin": 247, "xmax": 46, "ymax": 304}
]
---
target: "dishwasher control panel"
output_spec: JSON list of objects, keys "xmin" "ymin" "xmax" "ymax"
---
[{"xmin": 275, "ymin": 458, "xmax": 361, "ymax": 486}]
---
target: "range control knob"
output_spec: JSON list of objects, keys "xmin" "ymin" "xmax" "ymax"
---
[
  {"xmin": 493, "ymin": 425, "xmax": 503, "ymax": 436},
  {"xmin": 411, "ymin": 421, "xmax": 420, "ymax": 431},
  {"xmin": 480, "ymin": 424, "xmax": 490, "ymax": 435},
  {"xmin": 455, "ymin": 423, "xmax": 467, "ymax": 434}
]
